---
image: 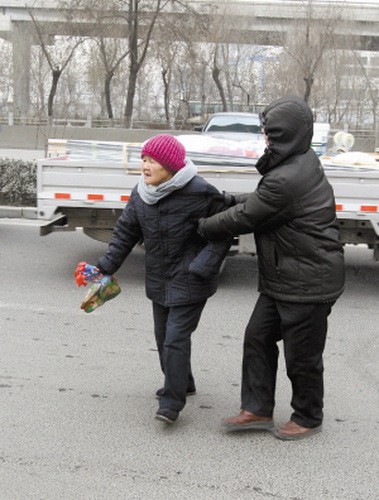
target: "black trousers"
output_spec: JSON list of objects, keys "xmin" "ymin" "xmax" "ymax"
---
[
  {"xmin": 152, "ymin": 300, "xmax": 206, "ymax": 412},
  {"xmin": 241, "ymin": 293, "xmax": 334, "ymax": 428}
]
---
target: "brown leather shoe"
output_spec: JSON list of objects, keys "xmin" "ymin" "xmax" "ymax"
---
[
  {"xmin": 274, "ymin": 420, "xmax": 322, "ymax": 440},
  {"xmin": 222, "ymin": 410, "xmax": 274, "ymax": 431}
]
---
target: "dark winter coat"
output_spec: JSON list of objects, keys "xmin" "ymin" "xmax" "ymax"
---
[
  {"xmin": 198, "ymin": 95, "xmax": 345, "ymax": 303},
  {"xmin": 97, "ymin": 175, "xmax": 231, "ymax": 307}
]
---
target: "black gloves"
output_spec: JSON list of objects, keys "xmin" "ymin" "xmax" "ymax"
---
[
  {"xmin": 197, "ymin": 218, "xmax": 207, "ymax": 239},
  {"xmin": 213, "ymin": 191, "xmax": 236, "ymax": 206}
]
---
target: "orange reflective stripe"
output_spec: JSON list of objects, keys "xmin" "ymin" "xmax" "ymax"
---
[
  {"xmin": 55, "ymin": 193, "xmax": 71, "ymax": 199},
  {"xmin": 87, "ymin": 194, "xmax": 104, "ymax": 200},
  {"xmin": 360, "ymin": 205, "xmax": 378, "ymax": 212}
]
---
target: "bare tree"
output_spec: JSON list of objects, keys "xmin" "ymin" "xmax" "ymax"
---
[
  {"xmin": 69, "ymin": 0, "xmax": 131, "ymax": 120},
  {"xmin": 205, "ymin": 6, "xmax": 234, "ymax": 112},
  {"xmin": 100, "ymin": 38, "xmax": 129, "ymax": 120},
  {"xmin": 13, "ymin": 0, "xmax": 376, "ymax": 134},
  {"xmin": 0, "ymin": 40, "xmax": 13, "ymax": 112},
  {"xmin": 170, "ymin": 2, "xmax": 213, "ymax": 125},
  {"xmin": 119, "ymin": 0, "xmax": 208, "ymax": 127},
  {"xmin": 114, "ymin": 0, "xmax": 167, "ymax": 128},
  {"xmin": 30, "ymin": 46, "xmax": 49, "ymax": 116},
  {"xmin": 306, "ymin": 45, "xmax": 349, "ymax": 125},
  {"xmin": 77, "ymin": 0, "xmax": 183, "ymax": 128},
  {"xmin": 174, "ymin": 45, "xmax": 211, "ymax": 125},
  {"xmin": 28, "ymin": 6, "xmax": 86, "ymax": 121},
  {"xmin": 211, "ymin": 47, "xmax": 228, "ymax": 111},
  {"xmin": 148, "ymin": 36, "xmax": 178, "ymax": 125},
  {"xmin": 353, "ymin": 51, "xmax": 378, "ymax": 132},
  {"xmin": 147, "ymin": 0, "xmax": 209, "ymax": 126},
  {"xmin": 278, "ymin": 0, "xmax": 343, "ymax": 103},
  {"xmin": 202, "ymin": 3, "xmax": 267, "ymax": 113}
]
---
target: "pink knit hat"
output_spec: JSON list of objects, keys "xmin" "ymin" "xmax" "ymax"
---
[{"xmin": 141, "ymin": 134, "xmax": 186, "ymax": 173}]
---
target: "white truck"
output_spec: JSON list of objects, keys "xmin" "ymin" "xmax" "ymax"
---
[{"xmin": 37, "ymin": 139, "xmax": 379, "ymax": 261}]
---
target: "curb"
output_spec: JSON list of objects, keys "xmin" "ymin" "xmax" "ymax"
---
[{"xmin": 0, "ymin": 206, "xmax": 38, "ymax": 220}]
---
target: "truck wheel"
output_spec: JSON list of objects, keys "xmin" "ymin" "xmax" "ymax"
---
[{"xmin": 83, "ymin": 228, "xmax": 113, "ymax": 243}]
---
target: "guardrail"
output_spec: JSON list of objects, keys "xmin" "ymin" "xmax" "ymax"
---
[
  {"xmin": 0, "ymin": 116, "xmax": 377, "ymax": 152},
  {"xmin": 0, "ymin": 115, "xmax": 186, "ymax": 130}
]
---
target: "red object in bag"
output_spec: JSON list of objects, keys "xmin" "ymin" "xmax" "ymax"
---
[{"xmin": 74, "ymin": 262, "xmax": 88, "ymax": 286}]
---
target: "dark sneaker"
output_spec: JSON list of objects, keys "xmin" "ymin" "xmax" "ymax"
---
[
  {"xmin": 155, "ymin": 387, "xmax": 196, "ymax": 399},
  {"xmin": 155, "ymin": 408, "xmax": 179, "ymax": 424}
]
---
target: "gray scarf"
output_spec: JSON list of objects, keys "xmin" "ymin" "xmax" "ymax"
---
[{"xmin": 137, "ymin": 158, "xmax": 197, "ymax": 205}]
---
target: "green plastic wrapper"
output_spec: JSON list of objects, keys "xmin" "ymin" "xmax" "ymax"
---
[{"xmin": 80, "ymin": 275, "xmax": 121, "ymax": 313}]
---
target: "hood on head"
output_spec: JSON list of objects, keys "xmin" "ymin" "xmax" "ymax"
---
[{"xmin": 258, "ymin": 95, "xmax": 314, "ymax": 172}]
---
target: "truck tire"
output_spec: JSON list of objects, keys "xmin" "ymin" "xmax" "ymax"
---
[{"xmin": 83, "ymin": 227, "xmax": 113, "ymax": 243}]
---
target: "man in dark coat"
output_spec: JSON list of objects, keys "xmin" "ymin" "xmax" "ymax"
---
[
  {"xmin": 198, "ymin": 95, "xmax": 345, "ymax": 439},
  {"xmin": 97, "ymin": 134, "xmax": 232, "ymax": 425}
]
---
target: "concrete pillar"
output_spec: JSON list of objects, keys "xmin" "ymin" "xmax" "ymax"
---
[{"xmin": 12, "ymin": 22, "xmax": 32, "ymax": 117}]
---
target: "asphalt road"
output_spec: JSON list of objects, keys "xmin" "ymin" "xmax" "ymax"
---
[{"xmin": 0, "ymin": 225, "xmax": 378, "ymax": 500}]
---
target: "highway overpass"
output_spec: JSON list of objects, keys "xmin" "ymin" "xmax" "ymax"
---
[{"xmin": 0, "ymin": 0, "xmax": 378, "ymax": 113}]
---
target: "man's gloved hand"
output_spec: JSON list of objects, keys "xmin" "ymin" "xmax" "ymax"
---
[
  {"xmin": 213, "ymin": 191, "xmax": 236, "ymax": 206},
  {"xmin": 197, "ymin": 218, "xmax": 208, "ymax": 239}
]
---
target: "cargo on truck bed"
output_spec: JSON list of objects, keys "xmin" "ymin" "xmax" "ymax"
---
[{"xmin": 38, "ymin": 139, "xmax": 379, "ymax": 260}]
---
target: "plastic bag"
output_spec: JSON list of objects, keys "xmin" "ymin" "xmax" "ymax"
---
[{"xmin": 74, "ymin": 262, "xmax": 121, "ymax": 313}]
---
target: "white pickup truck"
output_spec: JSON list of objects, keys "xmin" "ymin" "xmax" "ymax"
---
[{"xmin": 37, "ymin": 139, "xmax": 379, "ymax": 261}]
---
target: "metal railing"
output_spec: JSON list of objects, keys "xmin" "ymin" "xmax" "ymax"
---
[
  {"xmin": 0, "ymin": 114, "xmax": 184, "ymax": 130},
  {"xmin": 0, "ymin": 115, "xmax": 377, "ymax": 151}
]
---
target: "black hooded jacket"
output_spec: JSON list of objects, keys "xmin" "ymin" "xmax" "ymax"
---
[{"xmin": 198, "ymin": 95, "xmax": 345, "ymax": 303}]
